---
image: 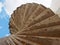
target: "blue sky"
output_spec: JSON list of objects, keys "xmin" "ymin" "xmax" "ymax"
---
[
  {"xmin": 0, "ymin": 0, "xmax": 10, "ymax": 38},
  {"xmin": 0, "ymin": 0, "xmax": 5, "ymax": 3},
  {"xmin": 0, "ymin": 0, "xmax": 52, "ymax": 38}
]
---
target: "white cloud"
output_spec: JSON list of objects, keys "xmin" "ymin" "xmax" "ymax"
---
[
  {"xmin": 5, "ymin": 34, "xmax": 10, "ymax": 37},
  {"xmin": 4, "ymin": 0, "xmax": 52, "ymax": 16},
  {"xmin": 0, "ymin": 2, "xmax": 3, "ymax": 13}
]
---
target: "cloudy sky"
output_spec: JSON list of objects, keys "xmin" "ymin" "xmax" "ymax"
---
[{"xmin": 0, "ymin": 0, "xmax": 52, "ymax": 38}]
